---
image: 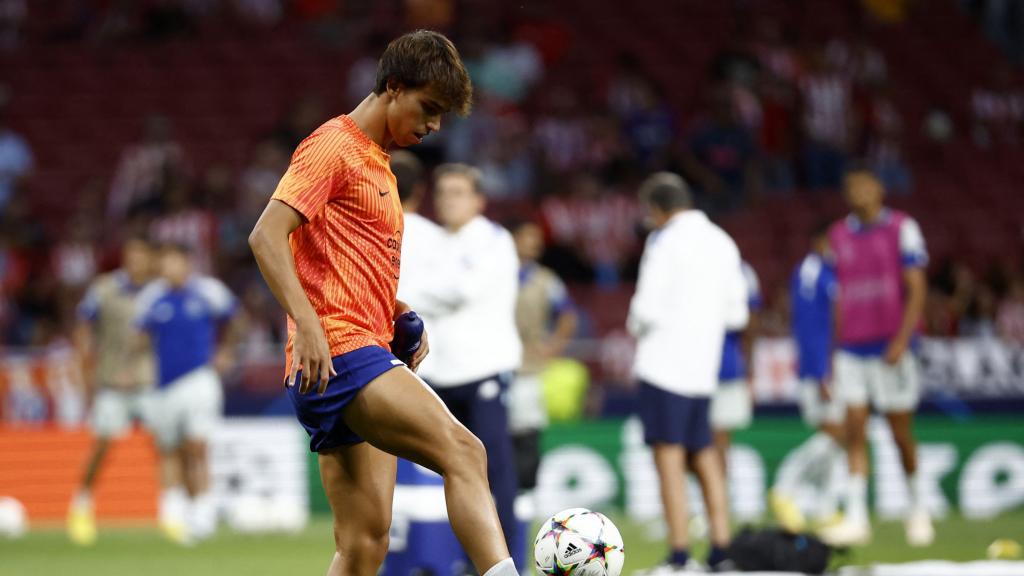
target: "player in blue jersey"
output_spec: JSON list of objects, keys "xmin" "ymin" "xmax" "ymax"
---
[
  {"xmin": 770, "ymin": 223, "xmax": 846, "ymax": 533},
  {"xmin": 710, "ymin": 260, "xmax": 761, "ymax": 468},
  {"xmin": 135, "ymin": 243, "xmax": 242, "ymax": 544}
]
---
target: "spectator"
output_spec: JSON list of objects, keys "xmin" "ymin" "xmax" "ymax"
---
[
  {"xmin": 540, "ymin": 173, "xmax": 641, "ymax": 286},
  {"xmin": 0, "ymin": 86, "xmax": 33, "ymax": 215},
  {"xmin": 970, "ymin": 65, "xmax": 1024, "ymax": 147},
  {"xmin": 0, "ymin": 0, "xmax": 26, "ymax": 48},
  {"xmin": 997, "ymin": 273, "xmax": 1024, "ymax": 345},
  {"xmin": 682, "ymin": 86, "xmax": 759, "ymax": 214},
  {"xmin": 107, "ymin": 115, "xmax": 186, "ymax": 223},
  {"xmin": 859, "ymin": 82, "xmax": 911, "ymax": 193},
  {"xmin": 799, "ymin": 49, "xmax": 853, "ymax": 190},
  {"xmin": 149, "ymin": 178, "xmax": 217, "ymax": 274}
]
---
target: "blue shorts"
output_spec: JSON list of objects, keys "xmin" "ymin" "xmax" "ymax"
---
[
  {"xmin": 287, "ymin": 345, "xmax": 404, "ymax": 452},
  {"xmin": 636, "ymin": 381, "xmax": 712, "ymax": 451}
]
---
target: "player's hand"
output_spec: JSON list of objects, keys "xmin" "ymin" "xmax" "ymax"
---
[
  {"xmin": 408, "ymin": 330, "xmax": 429, "ymax": 372},
  {"xmin": 213, "ymin": 348, "xmax": 234, "ymax": 375},
  {"xmin": 291, "ymin": 316, "xmax": 336, "ymax": 395},
  {"xmin": 819, "ymin": 379, "xmax": 833, "ymax": 402},
  {"xmin": 884, "ymin": 339, "xmax": 907, "ymax": 366}
]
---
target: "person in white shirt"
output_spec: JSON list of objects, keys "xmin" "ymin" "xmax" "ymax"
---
[
  {"xmin": 629, "ymin": 172, "xmax": 748, "ymax": 572},
  {"xmin": 407, "ymin": 163, "xmax": 523, "ymax": 558}
]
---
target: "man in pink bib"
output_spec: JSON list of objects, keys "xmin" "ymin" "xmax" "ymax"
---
[{"xmin": 820, "ymin": 166, "xmax": 934, "ymax": 548}]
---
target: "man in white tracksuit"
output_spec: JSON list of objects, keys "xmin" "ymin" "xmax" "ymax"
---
[
  {"xmin": 629, "ymin": 172, "xmax": 749, "ymax": 573},
  {"xmin": 399, "ymin": 163, "xmax": 523, "ymax": 559}
]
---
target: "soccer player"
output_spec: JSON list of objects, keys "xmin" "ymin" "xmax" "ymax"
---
[
  {"xmin": 135, "ymin": 243, "xmax": 241, "ymax": 543},
  {"xmin": 770, "ymin": 223, "xmax": 845, "ymax": 533},
  {"xmin": 415, "ymin": 164, "xmax": 523, "ymax": 556},
  {"xmin": 247, "ymin": 31, "xmax": 519, "ymax": 576},
  {"xmin": 629, "ymin": 172, "xmax": 748, "ymax": 572},
  {"xmin": 67, "ymin": 236, "xmax": 156, "ymax": 546},
  {"xmin": 710, "ymin": 260, "xmax": 761, "ymax": 467},
  {"xmin": 508, "ymin": 218, "xmax": 578, "ymax": 509},
  {"xmin": 819, "ymin": 166, "xmax": 933, "ymax": 547}
]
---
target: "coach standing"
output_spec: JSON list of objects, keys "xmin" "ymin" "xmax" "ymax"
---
[{"xmin": 629, "ymin": 172, "xmax": 749, "ymax": 573}]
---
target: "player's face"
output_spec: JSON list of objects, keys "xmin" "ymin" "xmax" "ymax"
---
[
  {"xmin": 122, "ymin": 240, "xmax": 153, "ymax": 281},
  {"xmin": 434, "ymin": 173, "xmax": 483, "ymax": 230},
  {"xmin": 844, "ymin": 172, "xmax": 884, "ymax": 212},
  {"xmin": 387, "ymin": 84, "xmax": 446, "ymax": 148},
  {"xmin": 159, "ymin": 250, "xmax": 191, "ymax": 287},
  {"xmin": 514, "ymin": 223, "xmax": 544, "ymax": 262}
]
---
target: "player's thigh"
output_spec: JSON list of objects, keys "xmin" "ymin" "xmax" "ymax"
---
[
  {"xmin": 182, "ymin": 368, "xmax": 224, "ymax": 443},
  {"xmin": 799, "ymin": 380, "xmax": 845, "ymax": 427},
  {"xmin": 319, "ymin": 442, "xmax": 397, "ymax": 539},
  {"xmin": 834, "ymin": 352, "xmax": 870, "ymax": 408},
  {"xmin": 710, "ymin": 382, "xmax": 752, "ymax": 431},
  {"xmin": 871, "ymin": 354, "xmax": 921, "ymax": 414},
  {"xmin": 91, "ymin": 389, "xmax": 133, "ymax": 438},
  {"xmin": 342, "ymin": 366, "xmax": 479, "ymax": 474},
  {"xmin": 151, "ymin": 386, "xmax": 186, "ymax": 451}
]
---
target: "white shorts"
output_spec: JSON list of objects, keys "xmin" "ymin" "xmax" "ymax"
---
[
  {"xmin": 151, "ymin": 367, "xmax": 223, "ymax": 450},
  {"xmin": 798, "ymin": 379, "xmax": 845, "ymax": 426},
  {"xmin": 710, "ymin": 381, "xmax": 752, "ymax": 431},
  {"xmin": 834, "ymin": 351, "xmax": 920, "ymax": 413},
  {"xmin": 90, "ymin": 388, "xmax": 156, "ymax": 438},
  {"xmin": 508, "ymin": 373, "xmax": 547, "ymax": 434}
]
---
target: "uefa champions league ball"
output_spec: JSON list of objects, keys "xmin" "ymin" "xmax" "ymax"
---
[
  {"xmin": 0, "ymin": 496, "xmax": 27, "ymax": 539},
  {"xmin": 534, "ymin": 508, "xmax": 624, "ymax": 576}
]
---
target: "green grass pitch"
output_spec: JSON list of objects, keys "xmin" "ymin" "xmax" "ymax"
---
[{"xmin": 2, "ymin": 512, "xmax": 1021, "ymax": 575}]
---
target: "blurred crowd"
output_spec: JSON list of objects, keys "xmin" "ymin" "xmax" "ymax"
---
[{"xmin": 0, "ymin": 0, "xmax": 1022, "ymax": 352}]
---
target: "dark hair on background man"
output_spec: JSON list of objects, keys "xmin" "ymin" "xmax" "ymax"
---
[
  {"xmin": 390, "ymin": 150, "xmax": 424, "ymax": 203},
  {"xmin": 374, "ymin": 30, "xmax": 473, "ymax": 116},
  {"xmin": 638, "ymin": 172, "xmax": 694, "ymax": 212}
]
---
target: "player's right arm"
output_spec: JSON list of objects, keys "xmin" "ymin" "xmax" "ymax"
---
[{"xmin": 248, "ymin": 200, "xmax": 336, "ymax": 394}]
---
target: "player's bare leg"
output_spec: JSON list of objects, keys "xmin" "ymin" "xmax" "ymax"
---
[
  {"xmin": 183, "ymin": 439, "xmax": 216, "ymax": 540},
  {"xmin": 158, "ymin": 448, "xmax": 191, "ymax": 544},
  {"xmin": 712, "ymin": 429, "xmax": 731, "ymax": 474},
  {"xmin": 691, "ymin": 447, "xmax": 732, "ymax": 565},
  {"xmin": 651, "ymin": 444, "xmax": 690, "ymax": 557},
  {"xmin": 821, "ymin": 404, "xmax": 871, "ymax": 546},
  {"xmin": 320, "ymin": 443, "xmax": 396, "ymax": 576},
  {"xmin": 343, "ymin": 367, "xmax": 514, "ymax": 576},
  {"xmin": 68, "ymin": 437, "xmax": 111, "ymax": 545},
  {"xmin": 886, "ymin": 410, "xmax": 933, "ymax": 546},
  {"xmin": 182, "ymin": 440, "xmax": 211, "ymax": 496}
]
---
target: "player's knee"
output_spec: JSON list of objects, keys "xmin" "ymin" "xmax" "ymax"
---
[
  {"xmin": 334, "ymin": 521, "xmax": 390, "ymax": 567},
  {"xmin": 444, "ymin": 425, "xmax": 487, "ymax": 475}
]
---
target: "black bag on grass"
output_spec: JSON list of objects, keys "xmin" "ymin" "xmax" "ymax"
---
[{"xmin": 727, "ymin": 527, "xmax": 831, "ymax": 574}]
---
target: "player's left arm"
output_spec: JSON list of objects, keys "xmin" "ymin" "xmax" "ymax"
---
[
  {"xmin": 885, "ymin": 217, "xmax": 928, "ymax": 365},
  {"xmin": 201, "ymin": 278, "xmax": 244, "ymax": 374}
]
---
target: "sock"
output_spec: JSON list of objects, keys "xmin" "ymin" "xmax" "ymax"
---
[
  {"xmin": 482, "ymin": 557, "xmax": 517, "ymax": 576},
  {"xmin": 669, "ymin": 549, "xmax": 690, "ymax": 566},
  {"xmin": 707, "ymin": 546, "xmax": 729, "ymax": 567},
  {"xmin": 73, "ymin": 489, "xmax": 93, "ymax": 510},
  {"xmin": 159, "ymin": 487, "xmax": 187, "ymax": 526},
  {"xmin": 188, "ymin": 492, "xmax": 217, "ymax": 538},
  {"xmin": 908, "ymin": 473, "xmax": 926, "ymax": 512},
  {"xmin": 846, "ymin": 474, "xmax": 868, "ymax": 525}
]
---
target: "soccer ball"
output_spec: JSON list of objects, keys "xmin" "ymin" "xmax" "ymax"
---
[
  {"xmin": 0, "ymin": 496, "xmax": 27, "ymax": 539},
  {"xmin": 534, "ymin": 508, "xmax": 624, "ymax": 576}
]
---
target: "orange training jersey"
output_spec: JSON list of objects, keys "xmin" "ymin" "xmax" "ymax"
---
[{"xmin": 271, "ymin": 115, "xmax": 403, "ymax": 369}]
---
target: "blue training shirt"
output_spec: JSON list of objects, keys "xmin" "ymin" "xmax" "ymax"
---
[
  {"xmin": 719, "ymin": 261, "xmax": 761, "ymax": 382},
  {"xmin": 136, "ymin": 276, "xmax": 237, "ymax": 387},
  {"xmin": 790, "ymin": 253, "xmax": 837, "ymax": 380}
]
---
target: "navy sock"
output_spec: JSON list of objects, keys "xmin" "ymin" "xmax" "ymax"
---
[
  {"xmin": 669, "ymin": 549, "xmax": 690, "ymax": 566},
  {"xmin": 707, "ymin": 546, "xmax": 729, "ymax": 567}
]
